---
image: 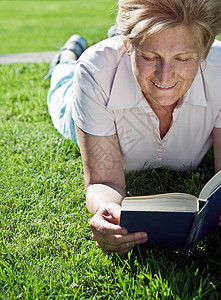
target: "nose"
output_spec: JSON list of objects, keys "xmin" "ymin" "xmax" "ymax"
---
[{"xmin": 155, "ymin": 60, "xmax": 174, "ymax": 85}]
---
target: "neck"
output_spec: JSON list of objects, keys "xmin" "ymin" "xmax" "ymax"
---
[
  {"xmin": 149, "ymin": 100, "xmax": 179, "ymax": 119},
  {"xmin": 145, "ymin": 98, "xmax": 180, "ymax": 139}
]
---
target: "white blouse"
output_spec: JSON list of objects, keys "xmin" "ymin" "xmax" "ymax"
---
[{"xmin": 72, "ymin": 36, "xmax": 221, "ymax": 172}]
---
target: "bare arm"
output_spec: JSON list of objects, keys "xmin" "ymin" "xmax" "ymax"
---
[
  {"xmin": 75, "ymin": 125, "xmax": 126, "ymax": 211},
  {"xmin": 75, "ymin": 125, "xmax": 148, "ymax": 255},
  {"xmin": 212, "ymin": 127, "xmax": 221, "ymax": 173}
]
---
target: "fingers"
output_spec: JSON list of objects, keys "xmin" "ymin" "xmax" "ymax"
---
[
  {"xmin": 89, "ymin": 205, "xmax": 127, "ymax": 236},
  {"xmin": 95, "ymin": 231, "xmax": 148, "ymax": 255},
  {"xmin": 99, "ymin": 203, "xmax": 122, "ymax": 225},
  {"xmin": 91, "ymin": 219, "xmax": 148, "ymax": 254},
  {"xmin": 89, "ymin": 204, "xmax": 148, "ymax": 255},
  {"xmin": 89, "ymin": 214, "xmax": 127, "ymax": 236}
]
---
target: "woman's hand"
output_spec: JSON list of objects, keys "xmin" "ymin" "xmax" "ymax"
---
[{"xmin": 89, "ymin": 203, "xmax": 148, "ymax": 256}]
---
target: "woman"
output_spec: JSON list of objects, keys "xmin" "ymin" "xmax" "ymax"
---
[{"xmin": 47, "ymin": 0, "xmax": 221, "ymax": 255}]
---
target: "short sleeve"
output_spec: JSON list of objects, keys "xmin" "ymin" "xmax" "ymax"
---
[
  {"xmin": 215, "ymin": 109, "xmax": 221, "ymax": 128},
  {"xmin": 72, "ymin": 62, "xmax": 116, "ymax": 136}
]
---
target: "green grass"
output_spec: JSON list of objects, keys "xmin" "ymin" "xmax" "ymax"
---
[
  {"xmin": 0, "ymin": 1, "xmax": 221, "ymax": 299},
  {"xmin": 0, "ymin": 0, "xmax": 117, "ymax": 54},
  {"xmin": 0, "ymin": 62, "xmax": 220, "ymax": 300}
]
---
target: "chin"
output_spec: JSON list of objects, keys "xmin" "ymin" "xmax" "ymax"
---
[{"xmin": 148, "ymin": 95, "xmax": 179, "ymax": 107}]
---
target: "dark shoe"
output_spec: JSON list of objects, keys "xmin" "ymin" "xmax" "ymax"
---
[
  {"xmin": 44, "ymin": 34, "xmax": 88, "ymax": 79},
  {"xmin": 62, "ymin": 34, "xmax": 88, "ymax": 59}
]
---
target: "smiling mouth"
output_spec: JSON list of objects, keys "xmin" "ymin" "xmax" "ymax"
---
[{"xmin": 152, "ymin": 82, "xmax": 176, "ymax": 89}]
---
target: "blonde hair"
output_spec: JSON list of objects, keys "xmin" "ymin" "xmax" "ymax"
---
[{"xmin": 116, "ymin": 0, "xmax": 221, "ymax": 57}]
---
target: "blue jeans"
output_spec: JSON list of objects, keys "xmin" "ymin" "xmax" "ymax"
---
[{"xmin": 47, "ymin": 60, "xmax": 78, "ymax": 144}]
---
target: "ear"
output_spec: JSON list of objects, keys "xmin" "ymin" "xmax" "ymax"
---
[{"xmin": 123, "ymin": 40, "xmax": 131, "ymax": 56}]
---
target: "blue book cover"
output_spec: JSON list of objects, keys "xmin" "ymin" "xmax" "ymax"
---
[
  {"xmin": 120, "ymin": 210, "xmax": 195, "ymax": 249},
  {"xmin": 185, "ymin": 183, "xmax": 221, "ymax": 249},
  {"xmin": 120, "ymin": 171, "xmax": 221, "ymax": 250}
]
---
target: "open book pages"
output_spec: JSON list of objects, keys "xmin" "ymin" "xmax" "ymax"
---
[
  {"xmin": 122, "ymin": 193, "xmax": 199, "ymax": 212},
  {"xmin": 199, "ymin": 170, "xmax": 221, "ymax": 199}
]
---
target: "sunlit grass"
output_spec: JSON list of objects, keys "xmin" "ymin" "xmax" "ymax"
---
[
  {"xmin": 0, "ymin": 62, "xmax": 220, "ymax": 299},
  {"xmin": 0, "ymin": 1, "xmax": 221, "ymax": 298},
  {"xmin": 0, "ymin": 0, "xmax": 117, "ymax": 54}
]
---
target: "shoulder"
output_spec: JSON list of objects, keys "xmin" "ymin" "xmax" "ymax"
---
[
  {"xmin": 206, "ymin": 39, "xmax": 221, "ymax": 68},
  {"xmin": 188, "ymin": 40, "xmax": 221, "ymax": 109},
  {"xmin": 73, "ymin": 36, "xmax": 130, "ymax": 105},
  {"xmin": 201, "ymin": 39, "xmax": 221, "ymax": 91},
  {"xmin": 76, "ymin": 35, "xmax": 126, "ymax": 73}
]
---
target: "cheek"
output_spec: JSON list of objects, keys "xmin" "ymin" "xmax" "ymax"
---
[
  {"xmin": 133, "ymin": 60, "xmax": 155, "ymax": 80},
  {"xmin": 176, "ymin": 63, "xmax": 199, "ymax": 81}
]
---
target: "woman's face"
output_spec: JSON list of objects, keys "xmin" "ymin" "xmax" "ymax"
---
[{"xmin": 125, "ymin": 25, "xmax": 203, "ymax": 109}]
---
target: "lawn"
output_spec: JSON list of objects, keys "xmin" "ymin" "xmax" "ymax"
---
[
  {"xmin": 0, "ymin": 1, "xmax": 221, "ymax": 299},
  {"xmin": 0, "ymin": 0, "xmax": 117, "ymax": 54}
]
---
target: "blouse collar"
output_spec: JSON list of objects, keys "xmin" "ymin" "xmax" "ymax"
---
[{"xmin": 107, "ymin": 53, "xmax": 208, "ymax": 112}]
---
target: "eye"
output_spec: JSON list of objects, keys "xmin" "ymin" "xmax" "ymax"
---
[
  {"xmin": 176, "ymin": 57, "xmax": 191, "ymax": 62},
  {"xmin": 142, "ymin": 56, "xmax": 158, "ymax": 61}
]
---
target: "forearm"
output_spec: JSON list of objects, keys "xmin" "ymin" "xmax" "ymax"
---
[{"xmin": 86, "ymin": 183, "xmax": 126, "ymax": 215}]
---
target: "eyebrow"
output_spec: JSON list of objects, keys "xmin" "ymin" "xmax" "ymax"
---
[{"xmin": 137, "ymin": 49, "xmax": 198, "ymax": 56}]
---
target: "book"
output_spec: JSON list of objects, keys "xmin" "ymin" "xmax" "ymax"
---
[{"xmin": 119, "ymin": 171, "xmax": 221, "ymax": 250}]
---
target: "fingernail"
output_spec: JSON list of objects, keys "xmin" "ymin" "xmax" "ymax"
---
[
  {"xmin": 121, "ymin": 228, "xmax": 128, "ymax": 235},
  {"xmin": 141, "ymin": 233, "xmax": 148, "ymax": 239}
]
